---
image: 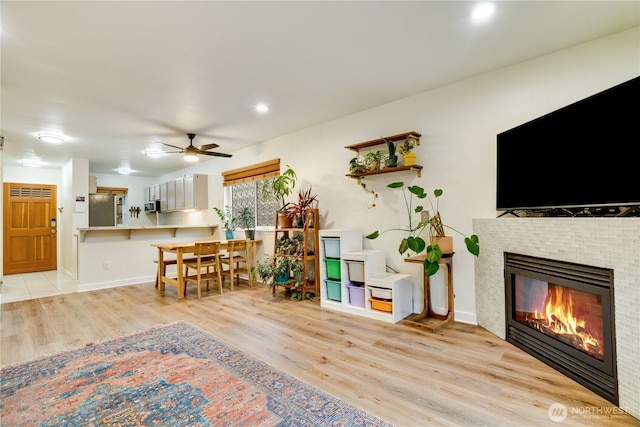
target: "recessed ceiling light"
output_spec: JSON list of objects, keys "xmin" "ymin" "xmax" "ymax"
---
[
  {"xmin": 256, "ymin": 103, "xmax": 269, "ymax": 113},
  {"xmin": 472, "ymin": 2, "xmax": 495, "ymax": 21},
  {"xmin": 117, "ymin": 166, "xmax": 132, "ymax": 175},
  {"xmin": 20, "ymin": 157, "xmax": 44, "ymax": 167},
  {"xmin": 37, "ymin": 132, "xmax": 65, "ymax": 144}
]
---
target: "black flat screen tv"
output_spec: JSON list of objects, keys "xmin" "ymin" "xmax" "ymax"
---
[{"xmin": 496, "ymin": 76, "xmax": 640, "ymax": 213}]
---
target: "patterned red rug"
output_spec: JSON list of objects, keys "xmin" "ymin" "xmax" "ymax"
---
[{"xmin": 1, "ymin": 321, "xmax": 393, "ymax": 426}]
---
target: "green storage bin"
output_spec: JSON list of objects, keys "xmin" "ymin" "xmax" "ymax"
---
[
  {"xmin": 324, "ymin": 259, "xmax": 341, "ymax": 280},
  {"xmin": 325, "ymin": 279, "xmax": 342, "ymax": 301}
]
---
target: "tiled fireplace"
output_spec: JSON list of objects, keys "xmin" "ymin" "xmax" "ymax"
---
[{"xmin": 473, "ymin": 218, "xmax": 639, "ymax": 419}]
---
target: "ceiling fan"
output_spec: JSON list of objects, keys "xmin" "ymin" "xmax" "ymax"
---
[{"xmin": 159, "ymin": 133, "xmax": 232, "ymax": 162}]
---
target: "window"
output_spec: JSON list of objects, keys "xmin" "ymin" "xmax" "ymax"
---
[{"xmin": 222, "ymin": 159, "xmax": 281, "ymax": 228}]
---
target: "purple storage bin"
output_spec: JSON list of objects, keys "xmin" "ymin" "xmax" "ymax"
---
[{"xmin": 347, "ymin": 283, "xmax": 365, "ymax": 307}]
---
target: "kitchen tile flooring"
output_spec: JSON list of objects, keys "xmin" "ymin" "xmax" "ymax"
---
[{"xmin": 0, "ymin": 271, "xmax": 77, "ymax": 304}]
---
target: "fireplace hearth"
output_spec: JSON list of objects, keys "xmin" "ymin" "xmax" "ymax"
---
[{"xmin": 504, "ymin": 252, "xmax": 618, "ymax": 404}]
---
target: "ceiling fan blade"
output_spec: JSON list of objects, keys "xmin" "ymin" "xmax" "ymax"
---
[
  {"xmin": 159, "ymin": 142, "xmax": 185, "ymax": 151},
  {"xmin": 196, "ymin": 143, "xmax": 219, "ymax": 151},
  {"xmin": 198, "ymin": 151, "xmax": 232, "ymax": 158}
]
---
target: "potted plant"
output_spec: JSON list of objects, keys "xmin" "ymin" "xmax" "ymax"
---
[
  {"xmin": 365, "ymin": 181, "xmax": 480, "ymax": 276},
  {"xmin": 213, "ymin": 206, "xmax": 236, "ymax": 240},
  {"xmin": 363, "ymin": 150, "xmax": 385, "ymax": 172},
  {"xmin": 286, "ymin": 187, "xmax": 318, "ymax": 227},
  {"xmin": 255, "ymin": 255, "xmax": 309, "ymax": 299},
  {"xmin": 384, "ymin": 138, "xmax": 398, "ymax": 168},
  {"xmin": 348, "ymin": 157, "xmax": 366, "ymax": 174},
  {"xmin": 398, "ymin": 135, "xmax": 419, "ymax": 166},
  {"xmin": 237, "ymin": 206, "xmax": 255, "ymax": 239},
  {"xmin": 261, "ymin": 165, "xmax": 297, "ymax": 227}
]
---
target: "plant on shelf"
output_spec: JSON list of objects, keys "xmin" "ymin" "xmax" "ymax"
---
[
  {"xmin": 286, "ymin": 187, "xmax": 318, "ymax": 227},
  {"xmin": 261, "ymin": 165, "xmax": 297, "ymax": 227},
  {"xmin": 237, "ymin": 206, "xmax": 255, "ymax": 239},
  {"xmin": 214, "ymin": 206, "xmax": 236, "ymax": 239},
  {"xmin": 398, "ymin": 135, "xmax": 419, "ymax": 166},
  {"xmin": 348, "ymin": 157, "xmax": 366, "ymax": 174},
  {"xmin": 255, "ymin": 255, "xmax": 310, "ymax": 299},
  {"xmin": 363, "ymin": 150, "xmax": 385, "ymax": 172},
  {"xmin": 365, "ymin": 182, "xmax": 480, "ymax": 276},
  {"xmin": 384, "ymin": 138, "xmax": 398, "ymax": 168}
]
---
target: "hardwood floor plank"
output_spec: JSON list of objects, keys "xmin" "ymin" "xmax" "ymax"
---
[{"xmin": 1, "ymin": 283, "xmax": 636, "ymax": 427}]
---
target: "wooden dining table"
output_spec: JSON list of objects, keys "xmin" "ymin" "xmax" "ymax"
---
[{"xmin": 151, "ymin": 239, "xmax": 262, "ymax": 299}]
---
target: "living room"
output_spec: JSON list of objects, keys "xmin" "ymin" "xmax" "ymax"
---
[{"xmin": 1, "ymin": 2, "xmax": 638, "ymax": 425}]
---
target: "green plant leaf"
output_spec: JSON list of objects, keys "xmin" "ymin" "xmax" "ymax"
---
[
  {"xmin": 365, "ymin": 231, "xmax": 379, "ymax": 239},
  {"xmin": 424, "ymin": 259, "xmax": 440, "ymax": 276},
  {"xmin": 407, "ymin": 236, "xmax": 426, "ymax": 254},
  {"xmin": 415, "ymin": 206, "xmax": 424, "ymax": 213},
  {"xmin": 408, "ymin": 185, "xmax": 426, "ymax": 198},
  {"xmin": 426, "ymin": 244, "xmax": 442, "ymax": 263},
  {"xmin": 398, "ymin": 238, "xmax": 409, "ymax": 254},
  {"xmin": 387, "ymin": 182, "xmax": 404, "ymax": 189},
  {"xmin": 434, "ymin": 188, "xmax": 443, "ymax": 198},
  {"xmin": 465, "ymin": 235, "xmax": 481, "ymax": 256}
]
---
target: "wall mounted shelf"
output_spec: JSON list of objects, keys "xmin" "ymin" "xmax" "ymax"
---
[{"xmin": 345, "ymin": 131, "xmax": 423, "ymax": 182}]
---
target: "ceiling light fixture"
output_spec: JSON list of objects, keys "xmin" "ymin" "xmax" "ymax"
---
[
  {"xmin": 117, "ymin": 166, "xmax": 132, "ymax": 175},
  {"xmin": 37, "ymin": 132, "xmax": 65, "ymax": 144},
  {"xmin": 256, "ymin": 103, "xmax": 269, "ymax": 113},
  {"xmin": 184, "ymin": 145, "xmax": 199, "ymax": 162},
  {"xmin": 20, "ymin": 157, "xmax": 43, "ymax": 167},
  {"xmin": 472, "ymin": 2, "xmax": 495, "ymax": 21}
]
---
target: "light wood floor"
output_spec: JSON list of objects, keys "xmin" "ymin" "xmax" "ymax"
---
[{"xmin": 1, "ymin": 282, "xmax": 637, "ymax": 427}]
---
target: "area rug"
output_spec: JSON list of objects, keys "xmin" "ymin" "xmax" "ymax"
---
[{"xmin": 0, "ymin": 321, "xmax": 393, "ymax": 427}]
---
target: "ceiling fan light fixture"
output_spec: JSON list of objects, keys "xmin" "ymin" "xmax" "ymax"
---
[
  {"xmin": 184, "ymin": 153, "xmax": 198, "ymax": 162},
  {"xmin": 38, "ymin": 132, "xmax": 65, "ymax": 144}
]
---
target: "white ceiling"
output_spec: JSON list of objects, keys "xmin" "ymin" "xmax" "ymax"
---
[{"xmin": 2, "ymin": 1, "xmax": 638, "ymax": 177}]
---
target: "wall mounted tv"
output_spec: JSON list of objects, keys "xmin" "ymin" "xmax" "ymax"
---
[{"xmin": 496, "ymin": 76, "xmax": 640, "ymax": 215}]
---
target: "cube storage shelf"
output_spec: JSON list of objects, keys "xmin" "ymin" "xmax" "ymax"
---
[{"xmin": 319, "ymin": 229, "xmax": 414, "ymax": 324}]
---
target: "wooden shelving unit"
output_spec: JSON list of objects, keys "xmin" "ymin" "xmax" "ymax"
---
[
  {"xmin": 345, "ymin": 131, "xmax": 423, "ymax": 182},
  {"xmin": 271, "ymin": 208, "xmax": 320, "ymax": 299}
]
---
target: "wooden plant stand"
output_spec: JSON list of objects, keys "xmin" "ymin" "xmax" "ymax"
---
[{"xmin": 402, "ymin": 253, "xmax": 454, "ymax": 333}]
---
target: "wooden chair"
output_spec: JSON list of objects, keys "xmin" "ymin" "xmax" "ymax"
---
[
  {"xmin": 220, "ymin": 239, "xmax": 253, "ymax": 290},
  {"xmin": 184, "ymin": 241, "xmax": 223, "ymax": 298}
]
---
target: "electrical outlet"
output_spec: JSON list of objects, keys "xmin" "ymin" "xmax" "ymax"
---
[
  {"xmin": 103, "ymin": 261, "xmax": 110, "ymax": 270},
  {"xmin": 421, "ymin": 210, "xmax": 430, "ymax": 224}
]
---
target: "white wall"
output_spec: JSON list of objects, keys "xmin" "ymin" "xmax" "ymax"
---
[
  {"xmin": 196, "ymin": 27, "xmax": 639, "ymax": 322},
  {"xmin": 2, "ymin": 27, "xmax": 638, "ymax": 321}
]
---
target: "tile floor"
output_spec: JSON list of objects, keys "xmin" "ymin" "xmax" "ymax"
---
[{"xmin": 0, "ymin": 270, "xmax": 78, "ymax": 304}]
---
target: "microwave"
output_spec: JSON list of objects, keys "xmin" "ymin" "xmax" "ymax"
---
[{"xmin": 145, "ymin": 200, "xmax": 161, "ymax": 213}]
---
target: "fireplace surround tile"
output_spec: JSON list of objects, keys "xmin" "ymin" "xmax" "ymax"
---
[{"xmin": 473, "ymin": 218, "xmax": 639, "ymax": 419}]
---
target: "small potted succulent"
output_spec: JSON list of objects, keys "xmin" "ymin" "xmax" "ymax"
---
[
  {"xmin": 214, "ymin": 206, "xmax": 236, "ymax": 239},
  {"xmin": 365, "ymin": 182, "xmax": 480, "ymax": 276}
]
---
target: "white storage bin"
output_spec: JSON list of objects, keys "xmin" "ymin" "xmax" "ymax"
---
[
  {"xmin": 345, "ymin": 260, "xmax": 365, "ymax": 283},
  {"xmin": 369, "ymin": 287, "xmax": 392, "ymax": 300},
  {"xmin": 321, "ymin": 237, "xmax": 341, "ymax": 259}
]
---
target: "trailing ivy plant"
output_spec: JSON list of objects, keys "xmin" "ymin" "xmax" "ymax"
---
[{"xmin": 365, "ymin": 182, "xmax": 480, "ymax": 276}]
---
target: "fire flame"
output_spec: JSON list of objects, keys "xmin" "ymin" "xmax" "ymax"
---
[{"xmin": 531, "ymin": 286, "xmax": 603, "ymax": 359}]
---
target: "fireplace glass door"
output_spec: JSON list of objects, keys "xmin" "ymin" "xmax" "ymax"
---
[
  {"xmin": 504, "ymin": 252, "xmax": 617, "ymax": 405},
  {"xmin": 514, "ymin": 275, "xmax": 605, "ymax": 361}
]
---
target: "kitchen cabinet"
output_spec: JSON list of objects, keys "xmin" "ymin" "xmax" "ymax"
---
[{"xmin": 146, "ymin": 174, "xmax": 208, "ymax": 213}]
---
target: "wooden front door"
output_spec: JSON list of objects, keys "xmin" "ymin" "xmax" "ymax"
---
[{"xmin": 3, "ymin": 183, "xmax": 58, "ymax": 274}]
